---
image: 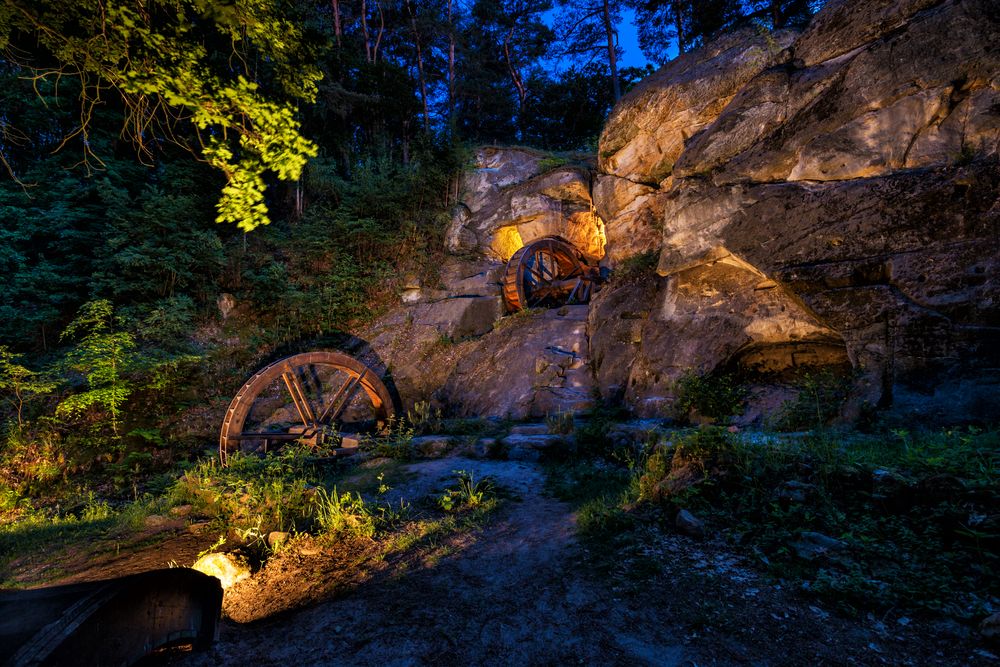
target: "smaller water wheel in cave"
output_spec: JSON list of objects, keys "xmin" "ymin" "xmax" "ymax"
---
[
  {"xmin": 219, "ymin": 351, "xmax": 395, "ymax": 464},
  {"xmin": 501, "ymin": 236, "xmax": 608, "ymax": 313}
]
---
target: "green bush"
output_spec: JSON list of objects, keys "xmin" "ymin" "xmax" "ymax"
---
[{"xmin": 672, "ymin": 370, "xmax": 747, "ymax": 422}]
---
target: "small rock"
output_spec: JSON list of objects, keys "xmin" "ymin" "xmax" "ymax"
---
[
  {"xmin": 790, "ymin": 531, "xmax": 847, "ymax": 561},
  {"xmin": 188, "ymin": 521, "xmax": 213, "ymax": 536},
  {"xmin": 675, "ymin": 509, "xmax": 705, "ymax": 538},
  {"xmin": 267, "ymin": 531, "xmax": 289, "ymax": 547},
  {"xmin": 169, "ymin": 504, "xmax": 193, "ymax": 518},
  {"xmin": 411, "ymin": 435, "xmax": 452, "ymax": 458},
  {"xmin": 192, "ymin": 552, "xmax": 251, "ymax": 590},
  {"xmin": 982, "ymin": 612, "xmax": 1000, "ymax": 642},
  {"xmin": 509, "ymin": 423, "xmax": 550, "ymax": 436},
  {"xmin": 471, "ymin": 437, "xmax": 500, "ymax": 458},
  {"xmin": 501, "ymin": 434, "xmax": 567, "ymax": 459},
  {"xmin": 401, "ymin": 288, "xmax": 423, "ymax": 304},
  {"xmin": 808, "ymin": 605, "xmax": 829, "ymax": 620},
  {"xmin": 143, "ymin": 514, "xmax": 175, "ymax": 529},
  {"xmin": 774, "ymin": 480, "xmax": 815, "ymax": 503}
]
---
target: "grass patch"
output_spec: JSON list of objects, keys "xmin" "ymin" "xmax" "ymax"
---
[
  {"xmin": 638, "ymin": 426, "xmax": 1000, "ymax": 618},
  {"xmin": 547, "ymin": 423, "xmax": 999, "ymax": 619},
  {"xmin": 545, "ymin": 458, "xmax": 644, "ymax": 577},
  {"xmin": 0, "ymin": 493, "xmax": 160, "ymax": 585}
]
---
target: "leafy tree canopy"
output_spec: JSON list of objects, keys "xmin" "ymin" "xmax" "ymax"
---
[{"xmin": 0, "ymin": 0, "xmax": 321, "ymax": 230}]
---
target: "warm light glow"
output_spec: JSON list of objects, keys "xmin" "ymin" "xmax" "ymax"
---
[
  {"xmin": 192, "ymin": 553, "xmax": 250, "ymax": 591},
  {"xmin": 491, "ymin": 225, "xmax": 525, "ymax": 261},
  {"xmin": 561, "ymin": 210, "xmax": 608, "ymax": 261}
]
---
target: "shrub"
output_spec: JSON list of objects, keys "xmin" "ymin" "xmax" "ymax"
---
[
  {"xmin": 312, "ymin": 487, "xmax": 376, "ymax": 539},
  {"xmin": 672, "ymin": 370, "xmax": 746, "ymax": 422},
  {"xmin": 438, "ymin": 470, "xmax": 494, "ymax": 512}
]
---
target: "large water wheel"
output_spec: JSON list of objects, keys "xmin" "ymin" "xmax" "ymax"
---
[
  {"xmin": 219, "ymin": 351, "xmax": 394, "ymax": 464},
  {"xmin": 502, "ymin": 236, "xmax": 606, "ymax": 313}
]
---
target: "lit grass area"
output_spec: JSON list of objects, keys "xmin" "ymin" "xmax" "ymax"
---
[{"xmin": 1, "ymin": 442, "xmax": 506, "ymax": 585}]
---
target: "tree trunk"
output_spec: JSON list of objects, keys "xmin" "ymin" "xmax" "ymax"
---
[
  {"xmin": 361, "ymin": 0, "xmax": 372, "ymax": 63},
  {"xmin": 330, "ymin": 0, "xmax": 342, "ymax": 48},
  {"xmin": 602, "ymin": 0, "xmax": 621, "ymax": 101},
  {"xmin": 447, "ymin": 0, "xmax": 457, "ymax": 130},
  {"xmin": 672, "ymin": 1, "xmax": 687, "ymax": 54},
  {"xmin": 374, "ymin": 0, "xmax": 384, "ymax": 63},
  {"xmin": 406, "ymin": 0, "xmax": 431, "ymax": 133},
  {"xmin": 503, "ymin": 26, "xmax": 527, "ymax": 115}
]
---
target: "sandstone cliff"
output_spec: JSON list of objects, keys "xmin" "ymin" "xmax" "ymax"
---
[
  {"xmin": 591, "ymin": 0, "xmax": 999, "ymax": 423},
  {"xmin": 356, "ymin": 0, "xmax": 999, "ymax": 425}
]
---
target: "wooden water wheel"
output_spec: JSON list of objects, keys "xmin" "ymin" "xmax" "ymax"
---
[
  {"xmin": 502, "ymin": 236, "xmax": 605, "ymax": 313},
  {"xmin": 219, "ymin": 351, "xmax": 394, "ymax": 464}
]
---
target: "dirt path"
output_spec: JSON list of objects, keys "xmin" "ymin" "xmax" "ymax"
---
[
  {"xmin": 175, "ymin": 456, "xmax": 688, "ymax": 665},
  {"xmin": 170, "ymin": 455, "xmax": 991, "ymax": 667}
]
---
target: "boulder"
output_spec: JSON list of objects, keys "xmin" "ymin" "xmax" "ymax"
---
[
  {"xmin": 411, "ymin": 435, "xmax": 453, "ymax": 458},
  {"xmin": 192, "ymin": 552, "xmax": 251, "ymax": 591},
  {"xmin": 790, "ymin": 531, "xmax": 847, "ymax": 561},
  {"xmin": 675, "ymin": 509, "xmax": 706, "ymax": 538},
  {"xmin": 598, "ymin": 28, "xmax": 798, "ymax": 185},
  {"xmin": 458, "ymin": 146, "xmax": 550, "ymax": 218},
  {"xmin": 791, "ymin": 0, "xmax": 947, "ymax": 67},
  {"xmin": 267, "ymin": 531, "xmax": 289, "ymax": 548},
  {"xmin": 354, "ymin": 257, "xmax": 508, "ymax": 413},
  {"xmin": 674, "ymin": 0, "xmax": 1000, "ymax": 183},
  {"xmin": 438, "ymin": 258, "xmax": 503, "ymax": 297},
  {"xmin": 655, "ymin": 164, "xmax": 1000, "ymax": 420},
  {"xmin": 592, "ymin": 174, "xmax": 669, "ymax": 262},
  {"xmin": 412, "ymin": 296, "xmax": 502, "ymax": 340}
]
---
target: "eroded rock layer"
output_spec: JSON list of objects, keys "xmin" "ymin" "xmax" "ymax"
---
[{"xmin": 590, "ymin": 0, "xmax": 1000, "ymax": 422}]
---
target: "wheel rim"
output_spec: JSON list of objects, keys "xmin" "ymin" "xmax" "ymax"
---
[{"xmin": 219, "ymin": 351, "xmax": 394, "ymax": 464}]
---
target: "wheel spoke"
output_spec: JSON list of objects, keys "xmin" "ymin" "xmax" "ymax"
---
[
  {"xmin": 281, "ymin": 365, "xmax": 317, "ymax": 427},
  {"xmin": 539, "ymin": 252, "xmax": 556, "ymax": 280},
  {"xmin": 318, "ymin": 368, "xmax": 366, "ymax": 425}
]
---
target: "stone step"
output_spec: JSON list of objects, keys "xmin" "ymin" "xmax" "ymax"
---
[
  {"xmin": 539, "ymin": 304, "xmax": 590, "ymax": 321},
  {"xmin": 508, "ymin": 423, "xmax": 550, "ymax": 436}
]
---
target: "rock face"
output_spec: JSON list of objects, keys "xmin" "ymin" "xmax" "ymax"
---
[
  {"xmin": 599, "ymin": 28, "xmax": 798, "ymax": 186},
  {"xmin": 675, "ymin": 0, "xmax": 1000, "ymax": 184},
  {"xmin": 589, "ymin": 254, "xmax": 849, "ymax": 417},
  {"xmin": 588, "ymin": 0, "xmax": 1000, "ymax": 422},
  {"xmin": 446, "ymin": 147, "xmax": 607, "ymax": 261},
  {"xmin": 353, "ymin": 0, "xmax": 998, "ymax": 425},
  {"xmin": 356, "ymin": 258, "xmax": 594, "ymax": 419},
  {"xmin": 440, "ymin": 306, "xmax": 594, "ymax": 419}
]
